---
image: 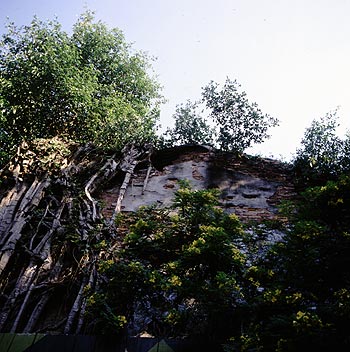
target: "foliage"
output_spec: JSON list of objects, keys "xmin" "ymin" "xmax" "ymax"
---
[
  {"xmin": 298, "ymin": 175, "xmax": 350, "ymax": 230},
  {"xmin": 225, "ymin": 175, "xmax": 350, "ymax": 351},
  {"xmin": 202, "ymin": 78, "xmax": 279, "ymax": 152},
  {"xmin": 86, "ymin": 292, "xmax": 127, "ymax": 335},
  {"xmin": 89, "ymin": 183, "xmax": 249, "ymax": 337},
  {"xmin": 162, "ymin": 78, "xmax": 278, "ymax": 153},
  {"xmin": 0, "ymin": 11, "xmax": 161, "ymax": 166},
  {"xmin": 161, "ymin": 101, "xmax": 215, "ymax": 147},
  {"xmin": 293, "ymin": 110, "xmax": 350, "ymax": 186}
]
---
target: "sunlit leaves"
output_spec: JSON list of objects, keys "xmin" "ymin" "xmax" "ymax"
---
[
  {"xmin": 0, "ymin": 11, "xmax": 162, "ymax": 166},
  {"xmin": 237, "ymin": 172, "xmax": 350, "ymax": 350},
  {"xmin": 162, "ymin": 100, "xmax": 215, "ymax": 147},
  {"xmin": 294, "ymin": 109, "xmax": 350, "ymax": 185},
  {"xmin": 162, "ymin": 78, "xmax": 278, "ymax": 153},
  {"xmin": 202, "ymin": 78, "xmax": 279, "ymax": 152},
  {"xmin": 91, "ymin": 184, "xmax": 247, "ymax": 336}
]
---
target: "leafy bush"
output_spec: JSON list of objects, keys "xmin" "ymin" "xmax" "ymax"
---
[
  {"xmin": 230, "ymin": 175, "xmax": 350, "ymax": 351},
  {"xmin": 90, "ymin": 183, "xmax": 248, "ymax": 337}
]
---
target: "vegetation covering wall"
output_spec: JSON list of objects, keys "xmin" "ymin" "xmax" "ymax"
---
[{"xmin": 1, "ymin": 11, "xmax": 350, "ymax": 352}]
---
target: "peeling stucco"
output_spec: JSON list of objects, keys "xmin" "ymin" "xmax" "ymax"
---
[{"xmin": 100, "ymin": 146, "xmax": 296, "ymax": 222}]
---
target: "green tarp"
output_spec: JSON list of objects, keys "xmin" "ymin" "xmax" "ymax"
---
[{"xmin": 0, "ymin": 333, "xmax": 221, "ymax": 352}]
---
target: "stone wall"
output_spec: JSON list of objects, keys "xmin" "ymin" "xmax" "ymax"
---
[{"xmin": 100, "ymin": 146, "xmax": 296, "ymax": 223}]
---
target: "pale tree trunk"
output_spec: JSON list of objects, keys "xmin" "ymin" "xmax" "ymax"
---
[
  {"xmin": 0, "ymin": 198, "xmax": 64, "ymax": 331},
  {"xmin": 23, "ymin": 294, "xmax": 50, "ymax": 333},
  {"xmin": 23, "ymin": 244, "xmax": 67, "ymax": 333},
  {"xmin": 0, "ymin": 184, "xmax": 27, "ymax": 244},
  {"xmin": 10, "ymin": 277, "xmax": 37, "ymax": 333},
  {"xmin": 110, "ymin": 165, "xmax": 136, "ymax": 222},
  {"xmin": 85, "ymin": 155, "xmax": 119, "ymax": 221},
  {"xmin": 9, "ymin": 238, "xmax": 54, "ymax": 333},
  {"xmin": 0, "ymin": 140, "xmax": 154, "ymax": 334},
  {"xmin": 142, "ymin": 165, "xmax": 153, "ymax": 195},
  {"xmin": 0, "ymin": 177, "xmax": 50, "ymax": 272},
  {"xmin": 0, "ymin": 264, "xmax": 39, "ymax": 330},
  {"xmin": 0, "ymin": 241, "xmax": 53, "ymax": 330},
  {"xmin": 64, "ymin": 273, "xmax": 88, "ymax": 334},
  {"xmin": 110, "ymin": 144, "xmax": 148, "ymax": 223},
  {"xmin": 75, "ymin": 265, "xmax": 96, "ymax": 334}
]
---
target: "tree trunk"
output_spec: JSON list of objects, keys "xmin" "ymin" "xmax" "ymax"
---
[
  {"xmin": 75, "ymin": 265, "xmax": 96, "ymax": 334},
  {"xmin": 0, "ymin": 177, "xmax": 51, "ymax": 272},
  {"xmin": 0, "ymin": 184, "xmax": 27, "ymax": 243},
  {"xmin": 0, "ymin": 139, "xmax": 153, "ymax": 333},
  {"xmin": 110, "ymin": 144, "xmax": 149, "ymax": 223},
  {"xmin": 64, "ymin": 271, "xmax": 89, "ymax": 334},
  {"xmin": 23, "ymin": 293, "xmax": 50, "ymax": 333}
]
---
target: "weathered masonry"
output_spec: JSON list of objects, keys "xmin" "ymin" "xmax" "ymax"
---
[{"xmin": 101, "ymin": 145, "xmax": 295, "ymax": 222}]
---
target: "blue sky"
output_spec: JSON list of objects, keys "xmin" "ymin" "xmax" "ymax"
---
[{"xmin": 1, "ymin": 0, "xmax": 350, "ymax": 159}]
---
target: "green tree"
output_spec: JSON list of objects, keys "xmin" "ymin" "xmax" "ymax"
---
[
  {"xmin": 341, "ymin": 131, "xmax": 350, "ymax": 170},
  {"xmin": 202, "ymin": 78, "xmax": 279, "ymax": 152},
  {"xmin": 231, "ymin": 175, "xmax": 350, "ymax": 351},
  {"xmin": 293, "ymin": 109, "xmax": 350, "ymax": 186},
  {"xmin": 162, "ymin": 101, "xmax": 215, "ymax": 147},
  {"xmin": 0, "ymin": 11, "xmax": 161, "ymax": 166},
  {"xmin": 91, "ymin": 184, "xmax": 248, "ymax": 337}
]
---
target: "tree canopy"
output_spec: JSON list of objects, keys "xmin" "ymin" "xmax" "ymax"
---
[
  {"xmin": 0, "ymin": 11, "xmax": 280, "ymax": 163},
  {"xmin": 163, "ymin": 78, "xmax": 279, "ymax": 153},
  {"xmin": 161, "ymin": 100, "xmax": 215, "ymax": 147},
  {"xmin": 0, "ymin": 11, "xmax": 162, "ymax": 166},
  {"xmin": 293, "ymin": 110, "xmax": 350, "ymax": 186},
  {"xmin": 202, "ymin": 78, "xmax": 279, "ymax": 152}
]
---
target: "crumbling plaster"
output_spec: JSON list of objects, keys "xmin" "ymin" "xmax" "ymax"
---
[{"xmin": 101, "ymin": 147, "xmax": 295, "ymax": 222}]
